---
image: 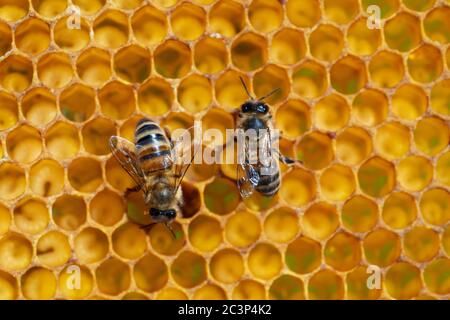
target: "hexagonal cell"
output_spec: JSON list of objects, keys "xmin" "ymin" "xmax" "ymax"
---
[
  {"xmin": 74, "ymin": 227, "xmax": 109, "ymax": 264},
  {"xmin": 134, "ymin": 253, "xmax": 168, "ymax": 293},
  {"xmin": 292, "ymin": 60, "xmax": 327, "ymax": 99},
  {"xmin": 385, "ymin": 262, "xmax": 422, "ymax": 299},
  {"xmin": 324, "ymin": 232, "xmax": 361, "ymax": 272},
  {"xmin": 336, "ymin": 127, "xmax": 372, "ymax": 166},
  {"xmin": 414, "ymin": 116, "xmax": 449, "ymax": 156},
  {"xmin": 360, "ymin": 0, "xmax": 399, "ymax": 18},
  {"xmin": 0, "ymin": 233, "xmax": 32, "ymax": 271},
  {"xmin": 352, "ymin": 88, "xmax": 388, "ymax": 127},
  {"xmin": 113, "ymin": 45, "xmax": 151, "ymax": 84},
  {"xmin": 204, "ymin": 177, "xmax": 239, "ymax": 215},
  {"xmin": 346, "ymin": 265, "xmax": 382, "ymax": 300},
  {"xmin": 342, "ymin": 195, "xmax": 378, "ymax": 233},
  {"xmin": 262, "ymin": 207, "xmax": 298, "ymax": 244},
  {"xmin": 21, "ymin": 88, "xmax": 56, "ymax": 127},
  {"xmin": 248, "ymin": 243, "xmax": 282, "ymax": 280},
  {"xmin": 82, "ymin": 117, "xmax": 116, "ymax": 155},
  {"xmin": 225, "ymin": 210, "xmax": 261, "ymax": 248},
  {"xmin": 0, "ymin": 270, "xmax": 17, "ymax": 300},
  {"xmin": 347, "ymin": 17, "xmax": 382, "ymax": 56},
  {"xmin": 0, "ymin": 91, "xmax": 17, "ymax": 130},
  {"xmin": 21, "ymin": 267, "xmax": 56, "ymax": 300},
  {"xmin": 420, "ymin": 188, "xmax": 450, "ymax": 226},
  {"xmin": 59, "ymin": 265, "xmax": 94, "ymax": 299},
  {"xmin": 0, "ymin": 55, "xmax": 33, "ymax": 93},
  {"xmin": 13, "ymin": 197, "xmax": 49, "ymax": 235},
  {"xmin": 314, "ymin": 94, "xmax": 350, "ymax": 132},
  {"xmin": 178, "ymin": 74, "xmax": 212, "ymax": 113},
  {"xmin": 0, "ymin": 0, "xmax": 29, "ymax": 22},
  {"xmin": 194, "ymin": 284, "xmax": 227, "ymax": 300},
  {"xmin": 72, "ymin": 0, "xmax": 105, "ymax": 14},
  {"xmin": 171, "ymin": 250, "xmax": 206, "ymax": 289},
  {"xmin": 210, "ymin": 248, "xmax": 244, "ymax": 284},
  {"xmin": 52, "ymin": 194, "xmax": 87, "ymax": 231},
  {"xmin": 105, "ymin": 155, "xmax": 135, "ymax": 193},
  {"xmin": 171, "ymin": 2, "xmax": 205, "ymax": 41},
  {"xmin": 310, "ymin": 24, "xmax": 344, "ymax": 62},
  {"xmin": 38, "ymin": 52, "xmax": 74, "ymax": 89},
  {"xmin": 112, "ymin": 222, "xmax": 147, "ymax": 260},
  {"xmin": 68, "ymin": 157, "xmax": 103, "ymax": 193},
  {"xmin": 60, "ymin": 83, "xmax": 96, "ymax": 123},
  {"xmin": 215, "ymin": 70, "xmax": 249, "ymax": 110},
  {"xmin": 90, "ymin": 188, "xmax": 125, "ymax": 227},
  {"xmin": 324, "ymin": 0, "xmax": 359, "ymax": 24},
  {"xmin": 131, "ymin": 5, "xmax": 167, "ymax": 47},
  {"xmin": 363, "ymin": 228, "xmax": 401, "ymax": 267},
  {"xmin": 392, "ymin": 83, "xmax": 427, "ymax": 121},
  {"xmin": 138, "ymin": 77, "xmax": 173, "ymax": 116},
  {"xmin": 423, "ymin": 258, "xmax": 450, "ymax": 296},
  {"xmin": 0, "ymin": 203, "xmax": 10, "ymax": 236},
  {"xmin": 431, "ymin": 79, "xmax": 450, "ymax": 117},
  {"xmin": 295, "ymin": 132, "xmax": 333, "ymax": 170},
  {"xmin": 369, "ymin": 50, "xmax": 404, "ymax": 88},
  {"xmin": 286, "ymin": 0, "xmax": 321, "ymax": 28},
  {"xmin": 188, "ymin": 214, "xmax": 222, "ymax": 252},
  {"xmin": 374, "ymin": 122, "xmax": 410, "ymax": 160},
  {"xmin": 154, "ymin": 40, "xmax": 192, "ymax": 79},
  {"xmin": 201, "ymin": 107, "xmax": 234, "ymax": 148},
  {"xmin": 36, "ymin": 230, "xmax": 71, "ymax": 268},
  {"xmin": 45, "ymin": 122, "xmax": 79, "ymax": 160},
  {"xmin": 275, "ymin": 99, "xmax": 310, "ymax": 140},
  {"xmin": 93, "ymin": 9, "xmax": 129, "ymax": 49},
  {"xmin": 424, "ymin": 7, "xmax": 450, "ymax": 44},
  {"xmin": 96, "ymin": 258, "xmax": 131, "ymax": 296},
  {"xmin": 32, "ymin": 0, "xmax": 67, "ymax": 18},
  {"xmin": 280, "ymin": 168, "xmax": 316, "ymax": 207},
  {"xmin": 99, "ymin": 81, "xmax": 135, "ymax": 120},
  {"xmin": 231, "ymin": 32, "xmax": 268, "ymax": 72},
  {"xmin": 111, "ymin": 0, "xmax": 143, "ymax": 9},
  {"xmin": 397, "ymin": 156, "xmax": 433, "ymax": 192},
  {"xmin": 404, "ymin": 226, "xmax": 439, "ymax": 263},
  {"xmin": 194, "ymin": 37, "xmax": 228, "ymax": 74},
  {"xmin": 358, "ymin": 156, "xmax": 395, "ymax": 198},
  {"xmin": 15, "ymin": 18, "xmax": 50, "ymax": 56},
  {"xmin": 407, "ymin": 44, "xmax": 443, "ymax": 83},
  {"xmin": 384, "ymin": 12, "xmax": 421, "ymax": 52},
  {"xmin": 269, "ymin": 274, "xmax": 305, "ymax": 300},
  {"xmin": 382, "ymin": 191, "xmax": 417, "ymax": 230},
  {"xmin": 308, "ymin": 269, "xmax": 344, "ymax": 300},
  {"xmin": 54, "ymin": 16, "xmax": 90, "ymax": 52},
  {"xmin": 248, "ymin": 0, "xmax": 283, "ymax": 33},
  {"xmin": 76, "ymin": 48, "xmax": 112, "ymax": 87},
  {"xmin": 330, "ymin": 55, "xmax": 367, "ymax": 95},
  {"xmin": 253, "ymin": 65, "xmax": 289, "ymax": 105},
  {"xmin": 285, "ymin": 236, "xmax": 321, "ymax": 274},
  {"xmin": 270, "ymin": 28, "xmax": 305, "ymax": 66},
  {"xmin": 29, "ymin": 159, "xmax": 64, "ymax": 197},
  {"xmin": 0, "ymin": 162, "xmax": 26, "ymax": 201},
  {"xmin": 6, "ymin": 124, "xmax": 42, "ymax": 163},
  {"xmin": 302, "ymin": 202, "xmax": 338, "ymax": 241},
  {"xmin": 161, "ymin": 111, "xmax": 195, "ymax": 138},
  {"xmin": 146, "ymin": 221, "xmax": 185, "ymax": 256},
  {"xmin": 436, "ymin": 151, "xmax": 450, "ymax": 186},
  {"xmin": 209, "ymin": 0, "xmax": 245, "ymax": 38},
  {"xmin": 320, "ymin": 164, "xmax": 356, "ymax": 202}
]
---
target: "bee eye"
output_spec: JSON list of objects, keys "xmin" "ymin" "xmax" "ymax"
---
[
  {"xmin": 149, "ymin": 208, "xmax": 160, "ymax": 217},
  {"xmin": 241, "ymin": 103, "xmax": 251, "ymax": 113},
  {"xmin": 257, "ymin": 104, "xmax": 268, "ymax": 114}
]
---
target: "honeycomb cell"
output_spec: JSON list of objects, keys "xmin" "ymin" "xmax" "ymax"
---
[
  {"xmin": 21, "ymin": 267, "xmax": 56, "ymax": 300},
  {"xmin": 430, "ymin": 79, "xmax": 450, "ymax": 117},
  {"xmin": 346, "ymin": 265, "xmax": 382, "ymax": 300},
  {"xmin": 420, "ymin": 188, "xmax": 450, "ymax": 226},
  {"xmin": 156, "ymin": 287, "xmax": 188, "ymax": 300},
  {"xmin": 215, "ymin": 70, "xmax": 249, "ymax": 110},
  {"xmin": 139, "ymin": 79, "xmax": 173, "ymax": 118},
  {"xmin": 147, "ymin": 222, "xmax": 185, "ymax": 256},
  {"xmin": 161, "ymin": 111, "xmax": 194, "ymax": 137},
  {"xmin": 248, "ymin": 243, "xmax": 282, "ymax": 280},
  {"xmin": 330, "ymin": 55, "xmax": 367, "ymax": 95},
  {"xmin": 6, "ymin": 124, "xmax": 42, "ymax": 163},
  {"xmin": 308, "ymin": 269, "xmax": 344, "ymax": 300},
  {"xmin": 194, "ymin": 284, "xmax": 227, "ymax": 300},
  {"xmin": 194, "ymin": 37, "xmax": 228, "ymax": 74},
  {"xmin": 275, "ymin": 99, "xmax": 310, "ymax": 140},
  {"xmin": 154, "ymin": 40, "xmax": 192, "ymax": 79},
  {"xmin": 0, "ymin": 203, "xmax": 10, "ymax": 235},
  {"xmin": 352, "ymin": 89, "xmax": 388, "ymax": 127},
  {"xmin": 134, "ymin": 253, "xmax": 168, "ymax": 293},
  {"xmin": 0, "ymin": 162, "xmax": 26, "ymax": 201},
  {"xmin": 21, "ymin": 88, "xmax": 56, "ymax": 127},
  {"xmin": 324, "ymin": 0, "xmax": 359, "ymax": 24},
  {"xmin": 72, "ymin": 0, "xmax": 105, "ymax": 14},
  {"xmin": 232, "ymin": 280, "xmax": 266, "ymax": 300},
  {"xmin": 124, "ymin": 189, "xmax": 152, "ymax": 227},
  {"xmin": 384, "ymin": 12, "xmax": 421, "ymax": 52},
  {"xmin": 54, "ymin": 17, "xmax": 90, "ymax": 52},
  {"xmin": 392, "ymin": 83, "xmax": 427, "ymax": 121},
  {"xmin": 60, "ymin": 83, "xmax": 95, "ymax": 123},
  {"xmin": 90, "ymin": 188, "xmax": 125, "ymax": 227},
  {"xmin": 314, "ymin": 94, "xmax": 350, "ymax": 132},
  {"xmin": 424, "ymin": 7, "xmax": 450, "ymax": 44},
  {"xmin": 424, "ymin": 258, "xmax": 450, "ymax": 295},
  {"xmin": 369, "ymin": 50, "xmax": 404, "ymax": 88},
  {"xmin": 52, "ymin": 195, "xmax": 87, "ymax": 231},
  {"xmin": 385, "ymin": 262, "xmax": 422, "ymax": 300},
  {"xmin": 363, "ymin": 229, "xmax": 401, "ymax": 267},
  {"xmin": 13, "ymin": 198, "xmax": 49, "ymax": 235},
  {"xmin": 188, "ymin": 214, "xmax": 222, "ymax": 252},
  {"xmin": 0, "ymin": 0, "xmax": 29, "ymax": 22},
  {"xmin": 407, "ymin": 44, "xmax": 443, "ymax": 83},
  {"xmin": 93, "ymin": 10, "xmax": 129, "ymax": 49},
  {"xmin": 37, "ymin": 230, "xmax": 71, "ymax": 268},
  {"xmin": 178, "ymin": 74, "xmax": 212, "ymax": 113},
  {"xmin": 225, "ymin": 210, "xmax": 261, "ymax": 248},
  {"xmin": 209, "ymin": 0, "xmax": 245, "ymax": 38},
  {"xmin": 320, "ymin": 164, "xmax": 356, "ymax": 202},
  {"xmin": 105, "ymin": 156, "xmax": 135, "ymax": 193},
  {"xmin": 111, "ymin": 0, "xmax": 143, "ymax": 10},
  {"xmin": 253, "ymin": 65, "xmax": 289, "ymax": 105},
  {"xmin": 382, "ymin": 191, "xmax": 417, "ymax": 230},
  {"xmin": 347, "ymin": 17, "xmax": 382, "ymax": 56},
  {"xmin": 96, "ymin": 258, "xmax": 131, "ymax": 296},
  {"xmin": 59, "ymin": 265, "xmax": 94, "ymax": 299},
  {"xmin": 270, "ymin": 28, "xmax": 306, "ymax": 66},
  {"xmin": 82, "ymin": 117, "xmax": 116, "ymax": 155},
  {"xmin": 342, "ymin": 195, "xmax": 378, "ymax": 233},
  {"xmin": 286, "ymin": 0, "xmax": 321, "ymax": 28},
  {"xmin": 76, "ymin": 48, "xmax": 112, "ymax": 87},
  {"xmin": 68, "ymin": 157, "xmax": 103, "ymax": 193},
  {"xmin": 201, "ymin": 108, "xmax": 234, "ymax": 148},
  {"xmin": 131, "ymin": 5, "xmax": 167, "ymax": 47},
  {"xmin": 248, "ymin": 0, "xmax": 283, "ymax": 33},
  {"xmin": 285, "ymin": 236, "xmax": 321, "ymax": 274},
  {"xmin": 264, "ymin": 206, "xmax": 299, "ymax": 243},
  {"xmin": 325, "ymin": 232, "xmax": 361, "ymax": 272},
  {"xmin": 204, "ymin": 177, "xmax": 240, "ymax": 215},
  {"xmin": 302, "ymin": 202, "xmax": 338, "ymax": 241},
  {"xmin": 0, "ymin": 91, "xmax": 17, "ymax": 130},
  {"xmin": 436, "ymin": 151, "xmax": 450, "ymax": 186},
  {"xmin": 397, "ymin": 156, "xmax": 433, "ymax": 192},
  {"xmin": 171, "ymin": 250, "xmax": 207, "ymax": 288},
  {"xmin": 29, "ymin": 159, "xmax": 64, "ymax": 197},
  {"xmin": 414, "ymin": 116, "xmax": 449, "ymax": 156},
  {"xmin": 374, "ymin": 122, "xmax": 410, "ymax": 160},
  {"xmin": 231, "ymin": 32, "xmax": 268, "ymax": 72},
  {"xmin": 404, "ymin": 226, "xmax": 439, "ymax": 263},
  {"xmin": 280, "ymin": 168, "xmax": 316, "ymax": 207},
  {"xmin": 210, "ymin": 248, "xmax": 244, "ymax": 284},
  {"xmin": 0, "ymin": 21, "xmax": 11, "ymax": 56},
  {"xmin": 358, "ymin": 156, "xmax": 395, "ymax": 198},
  {"xmin": 292, "ymin": 60, "xmax": 327, "ymax": 99},
  {"xmin": 335, "ymin": 127, "xmax": 372, "ymax": 166},
  {"xmin": 0, "ymin": 55, "xmax": 33, "ymax": 92},
  {"xmin": 171, "ymin": 2, "xmax": 205, "ymax": 41},
  {"xmin": 114, "ymin": 45, "xmax": 151, "ymax": 84},
  {"xmin": 309, "ymin": 24, "xmax": 344, "ymax": 62},
  {"xmin": 180, "ymin": 182, "xmax": 202, "ymax": 218},
  {"xmin": 15, "ymin": 18, "xmax": 50, "ymax": 56},
  {"xmin": 403, "ymin": 0, "xmax": 436, "ymax": 11},
  {"xmin": 37, "ymin": 53, "xmax": 73, "ymax": 89},
  {"xmin": 112, "ymin": 222, "xmax": 147, "ymax": 260},
  {"xmin": 0, "ymin": 233, "xmax": 32, "ymax": 271},
  {"xmin": 0, "ymin": 270, "xmax": 17, "ymax": 300},
  {"xmin": 32, "ymin": 0, "xmax": 67, "ymax": 18},
  {"xmin": 99, "ymin": 81, "xmax": 135, "ymax": 120},
  {"xmin": 361, "ymin": 0, "xmax": 400, "ymax": 18},
  {"xmin": 74, "ymin": 227, "xmax": 109, "ymax": 264},
  {"xmin": 269, "ymin": 275, "xmax": 305, "ymax": 300}
]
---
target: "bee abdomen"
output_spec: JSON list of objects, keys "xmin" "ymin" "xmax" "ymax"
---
[{"xmin": 256, "ymin": 170, "xmax": 280, "ymax": 197}]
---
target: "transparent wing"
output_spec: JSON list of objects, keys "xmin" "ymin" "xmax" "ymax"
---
[{"xmin": 236, "ymin": 138, "xmax": 259, "ymax": 198}]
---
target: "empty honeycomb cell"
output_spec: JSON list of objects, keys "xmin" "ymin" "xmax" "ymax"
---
[
  {"xmin": 414, "ymin": 116, "xmax": 449, "ymax": 156},
  {"xmin": 0, "ymin": 91, "xmax": 17, "ymax": 130},
  {"xmin": 384, "ymin": 12, "xmax": 421, "ymax": 52},
  {"xmin": 314, "ymin": 94, "xmax": 350, "ymax": 132},
  {"xmin": 36, "ymin": 230, "xmax": 71, "ymax": 267},
  {"xmin": 270, "ymin": 28, "xmax": 305, "ymax": 66},
  {"xmin": 114, "ymin": 45, "xmax": 151, "ymax": 84},
  {"xmin": 204, "ymin": 177, "xmax": 240, "ymax": 215},
  {"xmin": 68, "ymin": 157, "xmax": 103, "ymax": 193},
  {"xmin": 309, "ymin": 24, "xmax": 344, "ymax": 62},
  {"xmin": 201, "ymin": 108, "xmax": 234, "ymax": 148},
  {"xmin": 324, "ymin": 232, "xmax": 361, "ymax": 272},
  {"xmin": 131, "ymin": 5, "xmax": 167, "ymax": 47},
  {"xmin": 178, "ymin": 74, "xmax": 212, "ymax": 113},
  {"xmin": 292, "ymin": 60, "xmax": 327, "ymax": 99},
  {"xmin": 210, "ymin": 248, "xmax": 244, "ymax": 284},
  {"xmin": 37, "ymin": 53, "xmax": 73, "ymax": 89},
  {"xmin": 134, "ymin": 253, "xmax": 168, "ymax": 293},
  {"xmin": 253, "ymin": 64, "xmax": 290, "ymax": 105},
  {"xmin": 21, "ymin": 267, "xmax": 56, "ymax": 300},
  {"xmin": 424, "ymin": 258, "xmax": 450, "ymax": 295},
  {"xmin": 0, "ymin": 270, "xmax": 17, "ymax": 300},
  {"xmin": 225, "ymin": 210, "xmax": 261, "ymax": 248},
  {"xmin": 29, "ymin": 159, "xmax": 64, "ymax": 197},
  {"xmin": 436, "ymin": 152, "xmax": 450, "ymax": 186},
  {"xmin": 248, "ymin": 0, "xmax": 283, "ymax": 33},
  {"xmin": 403, "ymin": 0, "xmax": 436, "ymax": 11},
  {"xmin": 404, "ymin": 226, "xmax": 439, "ymax": 263},
  {"xmin": 407, "ymin": 44, "xmax": 443, "ymax": 83},
  {"xmin": 74, "ymin": 227, "xmax": 108, "ymax": 264},
  {"xmin": 249, "ymin": 243, "xmax": 282, "ymax": 280},
  {"xmin": 0, "ymin": 0, "xmax": 28, "ymax": 21},
  {"xmin": 397, "ymin": 156, "xmax": 433, "ymax": 192},
  {"xmin": 320, "ymin": 164, "xmax": 356, "ymax": 202},
  {"xmin": 105, "ymin": 156, "xmax": 135, "ymax": 193},
  {"xmin": 361, "ymin": 0, "xmax": 399, "ymax": 18},
  {"xmin": 0, "ymin": 203, "xmax": 10, "ymax": 235},
  {"xmin": 154, "ymin": 40, "xmax": 192, "ymax": 79},
  {"xmin": 147, "ymin": 222, "xmax": 185, "ymax": 256},
  {"xmin": 286, "ymin": 0, "xmax": 321, "ymax": 28},
  {"xmin": 0, "ymin": 232, "xmax": 32, "ymax": 271},
  {"xmin": 363, "ymin": 229, "xmax": 401, "ymax": 267},
  {"xmin": 275, "ymin": 99, "xmax": 310, "ymax": 140},
  {"xmin": 369, "ymin": 50, "xmax": 404, "ymax": 88},
  {"xmin": 21, "ymin": 88, "xmax": 56, "ymax": 127},
  {"xmin": 32, "ymin": 0, "xmax": 67, "ymax": 18},
  {"xmin": 82, "ymin": 117, "xmax": 116, "ymax": 155},
  {"xmin": 308, "ymin": 269, "xmax": 344, "ymax": 300},
  {"xmin": 341, "ymin": 195, "xmax": 378, "ymax": 233},
  {"xmin": 90, "ymin": 188, "xmax": 124, "ymax": 227},
  {"xmin": 346, "ymin": 17, "xmax": 382, "ymax": 56},
  {"xmin": 336, "ymin": 127, "xmax": 372, "ymax": 166},
  {"xmin": 112, "ymin": 222, "xmax": 147, "ymax": 260},
  {"xmin": 358, "ymin": 156, "xmax": 395, "ymax": 198},
  {"xmin": 54, "ymin": 17, "xmax": 90, "ymax": 52},
  {"xmin": 330, "ymin": 55, "xmax": 367, "ymax": 95},
  {"xmin": 420, "ymin": 188, "xmax": 450, "ymax": 226},
  {"xmin": 374, "ymin": 122, "xmax": 410, "ymax": 160},
  {"xmin": 111, "ymin": 0, "xmax": 143, "ymax": 10},
  {"xmin": 269, "ymin": 275, "xmax": 304, "ymax": 300},
  {"xmin": 385, "ymin": 262, "xmax": 422, "ymax": 299},
  {"xmin": 76, "ymin": 48, "xmax": 112, "ymax": 87},
  {"xmin": 188, "ymin": 214, "xmax": 222, "ymax": 252},
  {"xmin": 194, "ymin": 37, "xmax": 228, "ymax": 74},
  {"xmin": 180, "ymin": 182, "xmax": 202, "ymax": 218},
  {"xmin": 59, "ymin": 84, "xmax": 95, "ymax": 123},
  {"xmin": 98, "ymin": 81, "xmax": 135, "ymax": 120},
  {"xmin": 194, "ymin": 284, "xmax": 227, "ymax": 300},
  {"xmin": 264, "ymin": 206, "xmax": 299, "ymax": 243},
  {"xmin": 424, "ymin": 7, "xmax": 450, "ymax": 44},
  {"xmin": 346, "ymin": 265, "xmax": 382, "ymax": 300},
  {"xmin": 138, "ymin": 77, "xmax": 174, "ymax": 116},
  {"xmin": 93, "ymin": 10, "xmax": 129, "ymax": 49},
  {"xmin": 285, "ymin": 236, "xmax": 321, "ymax": 274},
  {"xmin": 215, "ymin": 70, "xmax": 250, "ymax": 110},
  {"xmin": 302, "ymin": 202, "xmax": 338, "ymax": 241},
  {"xmin": 232, "ymin": 279, "xmax": 266, "ymax": 300},
  {"xmin": 352, "ymin": 89, "xmax": 388, "ymax": 127},
  {"xmin": 0, "ymin": 55, "xmax": 33, "ymax": 92},
  {"xmin": 96, "ymin": 258, "xmax": 131, "ymax": 296},
  {"xmin": 280, "ymin": 168, "xmax": 316, "ymax": 206},
  {"xmin": 160, "ymin": 111, "xmax": 194, "ymax": 137},
  {"xmin": 0, "ymin": 21, "xmax": 11, "ymax": 56},
  {"xmin": 59, "ymin": 265, "xmax": 94, "ymax": 299},
  {"xmin": 430, "ymin": 79, "xmax": 450, "ymax": 117},
  {"xmin": 72, "ymin": 0, "xmax": 105, "ymax": 14},
  {"xmin": 209, "ymin": 0, "xmax": 244, "ymax": 38},
  {"xmin": 0, "ymin": 162, "xmax": 26, "ymax": 201},
  {"xmin": 171, "ymin": 2, "xmax": 205, "ymax": 41},
  {"xmin": 6, "ymin": 124, "xmax": 42, "ymax": 163},
  {"xmin": 15, "ymin": 18, "xmax": 50, "ymax": 56},
  {"xmin": 122, "ymin": 292, "xmax": 148, "ymax": 300},
  {"xmin": 392, "ymin": 83, "xmax": 427, "ymax": 121},
  {"xmin": 231, "ymin": 32, "xmax": 268, "ymax": 72},
  {"xmin": 324, "ymin": 0, "xmax": 359, "ymax": 24},
  {"xmin": 52, "ymin": 195, "xmax": 87, "ymax": 231},
  {"xmin": 171, "ymin": 250, "xmax": 207, "ymax": 288},
  {"xmin": 13, "ymin": 198, "xmax": 49, "ymax": 235},
  {"xmin": 382, "ymin": 191, "xmax": 417, "ymax": 229},
  {"xmin": 156, "ymin": 287, "xmax": 188, "ymax": 300}
]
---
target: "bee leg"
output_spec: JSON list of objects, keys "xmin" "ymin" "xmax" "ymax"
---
[
  {"xmin": 124, "ymin": 185, "xmax": 142, "ymax": 197},
  {"xmin": 165, "ymin": 223, "xmax": 176, "ymax": 239},
  {"xmin": 272, "ymin": 148, "xmax": 300, "ymax": 166}
]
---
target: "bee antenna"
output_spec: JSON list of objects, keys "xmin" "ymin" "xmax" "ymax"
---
[
  {"xmin": 258, "ymin": 87, "xmax": 281, "ymax": 101},
  {"xmin": 239, "ymin": 76, "xmax": 253, "ymax": 100},
  {"xmin": 165, "ymin": 223, "xmax": 176, "ymax": 239}
]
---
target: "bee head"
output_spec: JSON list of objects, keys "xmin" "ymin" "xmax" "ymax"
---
[
  {"xmin": 241, "ymin": 101, "xmax": 269, "ymax": 114},
  {"xmin": 149, "ymin": 208, "xmax": 177, "ymax": 222}
]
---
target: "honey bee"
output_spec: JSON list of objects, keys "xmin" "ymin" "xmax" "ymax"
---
[
  {"xmin": 109, "ymin": 118, "xmax": 197, "ymax": 236},
  {"xmin": 235, "ymin": 77, "xmax": 298, "ymax": 198}
]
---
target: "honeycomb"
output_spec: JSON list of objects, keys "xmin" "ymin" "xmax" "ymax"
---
[{"xmin": 0, "ymin": 0, "xmax": 449, "ymax": 300}]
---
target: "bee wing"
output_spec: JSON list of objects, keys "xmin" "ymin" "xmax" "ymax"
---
[{"xmin": 236, "ymin": 137, "xmax": 260, "ymax": 198}]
